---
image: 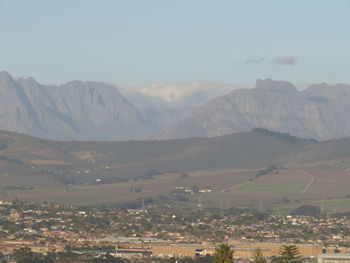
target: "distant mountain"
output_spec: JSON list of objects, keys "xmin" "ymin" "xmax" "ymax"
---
[
  {"xmin": 120, "ymin": 87, "xmax": 192, "ymax": 130},
  {"xmin": 120, "ymin": 82, "xmax": 247, "ymax": 129},
  {"xmin": 0, "ymin": 71, "xmax": 156, "ymax": 141},
  {"xmin": 123, "ymin": 82, "xmax": 244, "ymax": 104},
  {"xmin": 3, "ymin": 71, "xmax": 350, "ymax": 142},
  {"xmin": 158, "ymin": 79, "xmax": 350, "ymax": 141}
]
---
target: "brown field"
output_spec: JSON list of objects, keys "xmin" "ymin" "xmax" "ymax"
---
[
  {"xmin": 0, "ymin": 168, "xmax": 257, "ymax": 205},
  {"xmin": 1, "ymin": 157, "xmax": 350, "ymax": 215},
  {"xmin": 0, "ymin": 174, "xmax": 61, "ymax": 189},
  {"xmin": 186, "ymin": 162, "xmax": 350, "ymax": 211},
  {"xmin": 27, "ymin": 159, "xmax": 72, "ymax": 165},
  {"xmin": 3, "ymin": 161, "xmax": 350, "ymax": 213}
]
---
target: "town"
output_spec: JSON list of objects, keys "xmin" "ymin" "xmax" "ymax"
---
[{"xmin": 1, "ymin": 200, "xmax": 350, "ymax": 262}]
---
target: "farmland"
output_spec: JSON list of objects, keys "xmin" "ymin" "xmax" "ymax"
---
[
  {"xmin": 1, "ymin": 129, "xmax": 350, "ymax": 213},
  {"xmin": 1, "ymin": 159, "xmax": 350, "ymax": 214}
]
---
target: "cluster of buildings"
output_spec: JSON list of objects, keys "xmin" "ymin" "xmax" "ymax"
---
[{"xmin": 1, "ymin": 200, "xmax": 350, "ymax": 261}]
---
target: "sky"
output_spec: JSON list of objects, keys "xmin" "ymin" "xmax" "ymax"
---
[{"xmin": 0, "ymin": 0, "xmax": 350, "ymax": 86}]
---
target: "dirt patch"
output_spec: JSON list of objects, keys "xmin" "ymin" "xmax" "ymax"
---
[{"xmin": 28, "ymin": 159, "xmax": 71, "ymax": 165}]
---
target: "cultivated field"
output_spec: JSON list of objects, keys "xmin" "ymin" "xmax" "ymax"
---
[
  {"xmin": 0, "ymin": 168, "xmax": 257, "ymax": 206},
  {"xmin": 2, "ymin": 159, "xmax": 350, "ymax": 214},
  {"xmin": 2, "ymin": 130, "xmax": 350, "ymax": 213}
]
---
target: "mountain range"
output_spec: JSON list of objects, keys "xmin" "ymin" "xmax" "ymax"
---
[
  {"xmin": 158, "ymin": 79, "xmax": 350, "ymax": 141},
  {"xmin": 120, "ymin": 82, "xmax": 245, "ymax": 129},
  {"xmin": 0, "ymin": 71, "xmax": 155, "ymax": 141},
  {"xmin": 2, "ymin": 71, "xmax": 350, "ymax": 141}
]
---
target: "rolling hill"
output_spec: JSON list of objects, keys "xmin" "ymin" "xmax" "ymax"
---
[
  {"xmin": 2, "ymin": 129, "xmax": 350, "ymax": 210},
  {"xmin": 0, "ymin": 128, "xmax": 316, "ymax": 186}
]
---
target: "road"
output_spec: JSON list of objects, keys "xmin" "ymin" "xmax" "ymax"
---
[{"xmin": 301, "ymin": 170, "xmax": 314, "ymax": 193}]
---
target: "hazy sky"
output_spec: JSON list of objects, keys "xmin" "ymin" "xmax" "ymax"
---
[{"xmin": 1, "ymin": 0, "xmax": 349, "ymax": 86}]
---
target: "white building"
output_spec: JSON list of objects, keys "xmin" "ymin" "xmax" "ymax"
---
[{"xmin": 318, "ymin": 253, "xmax": 350, "ymax": 263}]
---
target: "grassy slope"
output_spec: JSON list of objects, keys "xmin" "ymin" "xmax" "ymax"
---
[
  {"xmin": 0, "ymin": 129, "xmax": 315, "ymax": 183},
  {"xmin": 2, "ymin": 129, "xmax": 350, "ymax": 212}
]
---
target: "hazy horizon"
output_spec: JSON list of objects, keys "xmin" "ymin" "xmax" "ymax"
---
[
  {"xmin": 0, "ymin": 70, "xmax": 335, "ymax": 94},
  {"xmin": 1, "ymin": 0, "xmax": 349, "ymax": 86}
]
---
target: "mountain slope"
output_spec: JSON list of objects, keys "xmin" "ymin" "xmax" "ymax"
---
[
  {"xmin": 0, "ymin": 71, "xmax": 156, "ymax": 140},
  {"xmin": 158, "ymin": 79, "xmax": 350, "ymax": 141},
  {"xmin": 120, "ymin": 82, "xmax": 245, "ymax": 129},
  {"xmin": 0, "ymin": 128, "xmax": 316, "ymax": 186},
  {"xmin": 286, "ymin": 136, "xmax": 350, "ymax": 163},
  {"xmin": 4, "ymin": 129, "xmax": 350, "ymax": 207}
]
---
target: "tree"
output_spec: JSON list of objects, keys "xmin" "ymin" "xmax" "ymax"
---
[
  {"xmin": 0, "ymin": 252, "xmax": 6, "ymax": 263},
  {"xmin": 213, "ymin": 244, "xmax": 234, "ymax": 263},
  {"xmin": 57, "ymin": 245, "xmax": 78, "ymax": 259},
  {"xmin": 13, "ymin": 247, "xmax": 54, "ymax": 263},
  {"xmin": 290, "ymin": 205, "xmax": 321, "ymax": 216},
  {"xmin": 92, "ymin": 254, "xmax": 130, "ymax": 263},
  {"xmin": 277, "ymin": 245, "xmax": 302, "ymax": 263},
  {"xmin": 180, "ymin": 172, "xmax": 189, "ymax": 179},
  {"xmin": 252, "ymin": 248, "xmax": 266, "ymax": 263}
]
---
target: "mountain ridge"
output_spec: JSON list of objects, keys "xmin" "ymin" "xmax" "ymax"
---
[
  {"xmin": 158, "ymin": 79, "xmax": 350, "ymax": 141},
  {"xmin": 0, "ymin": 71, "xmax": 156, "ymax": 141},
  {"xmin": 0, "ymin": 128, "xmax": 317, "ymax": 185},
  {"xmin": 3, "ymin": 71, "xmax": 350, "ymax": 142}
]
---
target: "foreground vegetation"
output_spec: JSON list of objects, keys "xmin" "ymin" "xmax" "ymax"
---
[{"xmin": 0, "ymin": 244, "xmax": 304, "ymax": 263}]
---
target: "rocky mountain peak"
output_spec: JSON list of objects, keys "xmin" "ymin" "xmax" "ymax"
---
[
  {"xmin": 0, "ymin": 71, "xmax": 14, "ymax": 87},
  {"xmin": 0, "ymin": 70, "xmax": 12, "ymax": 79},
  {"xmin": 255, "ymin": 79, "xmax": 297, "ymax": 93},
  {"xmin": 17, "ymin": 77, "xmax": 42, "ymax": 88},
  {"xmin": 158, "ymin": 79, "xmax": 350, "ymax": 141},
  {"xmin": 0, "ymin": 71, "xmax": 157, "ymax": 141}
]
